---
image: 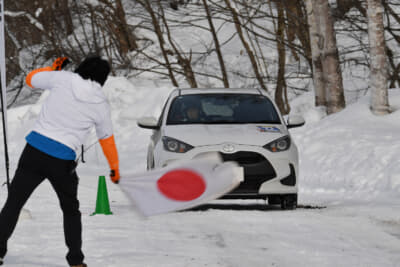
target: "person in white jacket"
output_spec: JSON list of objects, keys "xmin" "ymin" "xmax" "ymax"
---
[{"xmin": 0, "ymin": 56, "xmax": 119, "ymax": 267}]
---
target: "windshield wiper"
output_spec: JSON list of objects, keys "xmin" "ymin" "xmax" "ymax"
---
[
  {"xmin": 167, "ymin": 120, "xmax": 281, "ymax": 125},
  {"xmin": 247, "ymin": 120, "xmax": 281, "ymax": 124}
]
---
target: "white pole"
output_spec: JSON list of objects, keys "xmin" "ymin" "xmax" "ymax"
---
[{"xmin": 0, "ymin": 0, "xmax": 10, "ymax": 190}]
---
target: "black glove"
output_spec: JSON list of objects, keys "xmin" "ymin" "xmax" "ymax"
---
[{"xmin": 110, "ymin": 169, "xmax": 120, "ymax": 184}]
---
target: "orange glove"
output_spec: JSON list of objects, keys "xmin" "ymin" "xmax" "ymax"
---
[
  {"xmin": 99, "ymin": 135, "xmax": 120, "ymax": 184},
  {"xmin": 52, "ymin": 57, "xmax": 70, "ymax": 71}
]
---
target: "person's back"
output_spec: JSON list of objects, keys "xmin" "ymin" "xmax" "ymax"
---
[{"xmin": 31, "ymin": 70, "xmax": 112, "ymax": 151}]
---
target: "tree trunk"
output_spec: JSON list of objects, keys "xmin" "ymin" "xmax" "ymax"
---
[
  {"xmin": 202, "ymin": 0, "xmax": 229, "ymax": 88},
  {"xmin": 57, "ymin": 0, "xmax": 74, "ymax": 35},
  {"xmin": 318, "ymin": 0, "xmax": 346, "ymax": 114},
  {"xmin": 275, "ymin": 1, "xmax": 290, "ymax": 115},
  {"xmin": 306, "ymin": 0, "xmax": 326, "ymax": 107},
  {"xmin": 138, "ymin": 0, "xmax": 179, "ymax": 87},
  {"xmin": 115, "ymin": 0, "xmax": 138, "ymax": 53},
  {"xmin": 367, "ymin": 0, "xmax": 390, "ymax": 115},
  {"xmin": 224, "ymin": 0, "xmax": 267, "ymax": 91},
  {"xmin": 99, "ymin": 0, "xmax": 138, "ymax": 56},
  {"xmin": 158, "ymin": 0, "xmax": 197, "ymax": 88}
]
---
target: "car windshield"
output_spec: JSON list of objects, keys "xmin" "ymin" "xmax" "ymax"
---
[{"xmin": 166, "ymin": 94, "xmax": 281, "ymax": 125}]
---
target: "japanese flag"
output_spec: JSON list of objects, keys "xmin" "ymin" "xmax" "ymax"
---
[{"xmin": 119, "ymin": 153, "xmax": 243, "ymax": 216}]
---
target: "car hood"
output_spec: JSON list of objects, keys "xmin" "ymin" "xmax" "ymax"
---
[{"xmin": 162, "ymin": 124, "xmax": 288, "ymax": 147}]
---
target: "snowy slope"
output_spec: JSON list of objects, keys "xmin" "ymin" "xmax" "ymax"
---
[
  {"xmin": 0, "ymin": 78, "xmax": 399, "ymax": 266},
  {"xmin": 291, "ymin": 89, "xmax": 400, "ymax": 202}
]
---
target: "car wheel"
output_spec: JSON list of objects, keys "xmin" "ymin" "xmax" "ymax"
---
[
  {"xmin": 267, "ymin": 195, "xmax": 281, "ymax": 205},
  {"xmin": 280, "ymin": 194, "xmax": 297, "ymax": 210}
]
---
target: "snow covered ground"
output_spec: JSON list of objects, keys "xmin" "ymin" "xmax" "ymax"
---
[{"xmin": 0, "ymin": 77, "xmax": 399, "ymax": 267}]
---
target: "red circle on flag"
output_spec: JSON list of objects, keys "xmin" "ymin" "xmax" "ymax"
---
[{"xmin": 157, "ymin": 169, "xmax": 206, "ymax": 201}]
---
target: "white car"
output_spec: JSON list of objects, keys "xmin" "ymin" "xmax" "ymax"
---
[{"xmin": 138, "ymin": 88, "xmax": 305, "ymax": 209}]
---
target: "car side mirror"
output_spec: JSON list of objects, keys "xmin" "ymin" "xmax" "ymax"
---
[
  {"xmin": 287, "ymin": 115, "xmax": 305, "ymax": 129},
  {"xmin": 137, "ymin": 117, "xmax": 160, "ymax": 130}
]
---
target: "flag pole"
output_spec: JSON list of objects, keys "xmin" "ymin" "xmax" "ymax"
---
[
  {"xmin": 0, "ymin": 0, "xmax": 10, "ymax": 191},
  {"xmin": 0, "ymin": 83, "xmax": 9, "ymax": 192}
]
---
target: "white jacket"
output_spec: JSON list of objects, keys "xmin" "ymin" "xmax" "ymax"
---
[{"xmin": 30, "ymin": 70, "xmax": 113, "ymax": 152}]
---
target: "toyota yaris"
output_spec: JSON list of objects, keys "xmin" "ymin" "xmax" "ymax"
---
[{"xmin": 138, "ymin": 88, "xmax": 305, "ymax": 209}]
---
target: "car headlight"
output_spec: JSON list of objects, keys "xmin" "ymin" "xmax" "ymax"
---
[
  {"xmin": 162, "ymin": 136, "xmax": 194, "ymax": 153},
  {"xmin": 263, "ymin": 136, "xmax": 291, "ymax": 152}
]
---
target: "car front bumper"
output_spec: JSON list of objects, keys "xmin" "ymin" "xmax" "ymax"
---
[{"xmin": 154, "ymin": 143, "xmax": 299, "ymax": 197}]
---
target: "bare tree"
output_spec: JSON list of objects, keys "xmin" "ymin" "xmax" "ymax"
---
[
  {"xmin": 223, "ymin": 0, "xmax": 268, "ymax": 91},
  {"xmin": 157, "ymin": 0, "xmax": 197, "ymax": 87},
  {"xmin": 136, "ymin": 0, "xmax": 179, "ymax": 87},
  {"xmin": 367, "ymin": 0, "xmax": 390, "ymax": 115},
  {"xmin": 202, "ymin": 0, "xmax": 229, "ymax": 88},
  {"xmin": 318, "ymin": 0, "xmax": 346, "ymax": 114},
  {"xmin": 304, "ymin": 0, "xmax": 346, "ymax": 113},
  {"xmin": 306, "ymin": 0, "xmax": 326, "ymax": 107},
  {"xmin": 99, "ymin": 0, "xmax": 138, "ymax": 55},
  {"xmin": 275, "ymin": 1, "xmax": 290, "ymax": 114}
]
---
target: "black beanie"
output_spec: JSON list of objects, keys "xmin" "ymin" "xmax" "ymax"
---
[{"xmin": 74, "ymin": 55, "xmax": 110, "ymax": 86}]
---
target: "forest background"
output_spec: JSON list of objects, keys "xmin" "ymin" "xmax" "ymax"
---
[{"xmin": 2, "ymin": 0, "xmax": 399, "ymax": 116}]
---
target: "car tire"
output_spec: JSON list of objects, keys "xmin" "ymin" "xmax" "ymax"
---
[
  {"xmin": 280, "ymin": 194, "xmax": 297, "ymax": 210},
  {"xmin": 267, "ymin": 195, "xmax": 281, "ymax": 205}
]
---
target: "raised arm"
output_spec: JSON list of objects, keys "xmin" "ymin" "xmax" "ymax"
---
[{"xmin": 25, "ymin": 57, "xmax": 70, "ymax": 89}]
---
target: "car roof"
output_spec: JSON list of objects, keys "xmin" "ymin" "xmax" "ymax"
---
[{"xmin": 176, "ymin": 88, "xmax": 265, "ymax": 95}]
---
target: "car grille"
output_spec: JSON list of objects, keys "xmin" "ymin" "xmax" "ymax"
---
[{"xmin": 219, "ymin": 151, "xmax": 276, "ymax": 195}]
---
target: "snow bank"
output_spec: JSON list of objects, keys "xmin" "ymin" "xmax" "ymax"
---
[{"xmin": 290, "ymin": 88, "xmax": 400, "ymax": 202}]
